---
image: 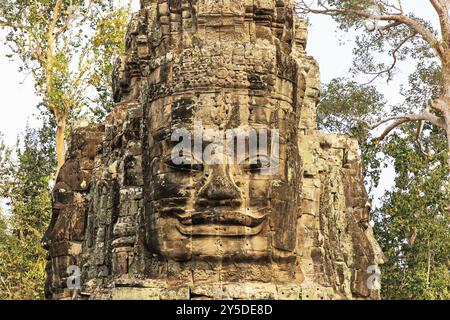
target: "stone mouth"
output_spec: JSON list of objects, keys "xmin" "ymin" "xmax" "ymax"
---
[{"xmin": 174, "ymin": 210, "xmax": 267, "ymax": 237}]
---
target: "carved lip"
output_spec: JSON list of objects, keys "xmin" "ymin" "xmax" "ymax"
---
[
  {"xmin": 176, "ymin": 223, "xmax": 266, "ymax": 237},
  {"xmin": 177, "ymin": 211, "xmax": 266, "ymax": 227},
  {"xmin": 173, "ymin": 210, "xmax": 267, "ymax": 237}
]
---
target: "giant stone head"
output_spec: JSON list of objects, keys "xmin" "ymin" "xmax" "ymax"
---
[
  {"xmin": 142, "ymin": 0, "xmax": 302, "ymax": 267},
  {"xmin": 42, "ymin": 0, "xmax": 386, "ymax": 300}
]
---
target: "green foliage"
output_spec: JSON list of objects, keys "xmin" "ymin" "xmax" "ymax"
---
[
  {"xmin": 0, "ymin": 0, "xmax": 131, "ymax": 129},
  {"xmin": 350, "ymin": 17, "xmax": 437, "ymax": 82},
  {"xmin": 298, "ymin": 0, "xmax": 443, "ymax": 97},
  {"xmin": 377, "ymin": 59, "xmax": 448, "ymax": 300},
  {"xmin": 319, "ymin": 76, "xmax": 449, "ymax": 299},
  {"xmin": 318, "ymin": 78, "xmax": 386, "ymax": 133},
  {"xmin": 318, "ymin": 78, "xmax": 386, "ymax": 191},
  {"xmin": 0, "ymin": 1, "xmax": 131, "ymax": 299},
  {"xmin": 0, "ymin": 123, "xmax": 55, "ymax": 300},
  {"xmin": 374, "ymin": 127, "xmax": 449, "ymax": 300},
  {"xmin": 84, "ymin": 5, "xmax": 130, "ymax": 122},
  {"xmin": 304, "ymin": 0, "xmax": 449, "ymax": 300},
  {"xmin": 0, "ymin": 133, "xmax": 11, "ymax": 190},
  {"xmin": 401, "ymin": 60, "xmax": 443, "ymax": 113}
]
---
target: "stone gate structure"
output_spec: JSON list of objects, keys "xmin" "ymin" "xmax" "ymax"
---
[{"xmin": 42, "ymin": 0, "xmax": 386, "ymax": 300}]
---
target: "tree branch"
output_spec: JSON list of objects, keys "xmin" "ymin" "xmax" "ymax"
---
[
  {"xmin": 362, "ymin": 31, "xmax": 417, "ymax": 82},
  {"xmin": 372, "ymin": 112, "xmax": 447, "ymax": 142},
  {"xmin": 44, "ymin": 0, "xmax": 63, "ymax": 110},
  {"xmin": 378, "ymin": 21, "xmax": 402, "ymax": 31},
  {"xmin": 429, "ymin": 0, "xmax": 450, "ymax": 48},
  {"xmin": 357, "ymin": 30, "xmax": 416, "ymax": 84},
  {"xmin": 0, "ymin": 19, "xmax": 30, "ymax": 31},
  {"xmin": 297, "ymin": 1, "xmax": 445, "ymax": 60},
  {"xmin": 414, "ymin": 120, "xmax": 432, "ymax": 156},
  {"xmin": 431, "ymin": 97, "xmax": 447, "ymax": 114}
]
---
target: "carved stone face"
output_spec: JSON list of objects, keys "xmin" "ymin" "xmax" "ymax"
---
[{"xmin": 144, "ymin": 91, "xmax": 301, "ymax": 262}]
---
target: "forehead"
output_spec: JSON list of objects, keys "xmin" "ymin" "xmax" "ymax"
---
[{"xmin": 147, "ymin": 91, "xmax": 295, "ymax": 134}]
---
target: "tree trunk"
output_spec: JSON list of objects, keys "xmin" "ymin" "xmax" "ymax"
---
[
  {"xmin": 55, "ymin": 119, "xmax": 66, "ymax": 174},
  {"xmin": 444, "ymin": 99, "xmax": 450, "ymax": 170},
  {"xmin": 443, "ymin": 60, "xmax": 450, "ymax": 170}
]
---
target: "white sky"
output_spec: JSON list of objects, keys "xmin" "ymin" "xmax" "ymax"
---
[{"xmin": 0, "ymin": 0, "xmax": 441, "ymax": 204}]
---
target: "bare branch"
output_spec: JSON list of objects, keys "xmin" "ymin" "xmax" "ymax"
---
[
  {"xmin": 380, "ymin": 32, "xmax": 417, "ymax": 81},
  {"xmin": 297, "ymin": 1, "xmax": 446, "ymax": 60},
  {"xmin": 416, "ymin": 120, "xmax": 424, "ymax": 141},
  {"xmin": 372, "ymin": 112, "xmax": 447, "ymax": 142},
  {"xmin": 358, "ymin": 32, "xmax": 416, "ymax": 84}
]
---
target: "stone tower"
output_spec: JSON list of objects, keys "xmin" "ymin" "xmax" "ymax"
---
[{"xmin": 42, "ymin": 0, "xmax": 386, "ymax": 300}]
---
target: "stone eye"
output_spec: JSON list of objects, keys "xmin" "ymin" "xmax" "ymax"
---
[
  {"xmin": 243, "ymin": 155, "xmax": 271, "ymax": 174},
  {"xmin": 165, "ymin": 155, "xmax": 204, "ymax": 172}
]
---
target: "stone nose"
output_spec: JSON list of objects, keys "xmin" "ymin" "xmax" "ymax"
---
[{"xmin": 197, "ymin": 166, "xmax": 242, "ymax": 203}]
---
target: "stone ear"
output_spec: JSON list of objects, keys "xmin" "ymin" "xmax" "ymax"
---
[
  {"xmin": 294, "ymin": 17, "xmax": 308, "ymax": 51},
  {"xmin": 294, "ymin": 56, "xmax": 321, "ymax": 131}
]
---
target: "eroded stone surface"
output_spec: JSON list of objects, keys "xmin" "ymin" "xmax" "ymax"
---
[{"xmin": 43, "ymin": 0, "xmax": 386, "ymax": 300}]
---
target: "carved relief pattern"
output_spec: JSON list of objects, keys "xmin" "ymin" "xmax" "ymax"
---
[{"xmin": 43, "ymin": 0, "xmax": 386, "ymax": 300}]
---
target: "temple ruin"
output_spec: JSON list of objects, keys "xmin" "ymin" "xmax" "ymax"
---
[{"xmin": 42, "ymin": 0, "xmax": 386, "ymax": 300}]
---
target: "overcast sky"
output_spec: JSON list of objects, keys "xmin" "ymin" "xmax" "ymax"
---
[{"xmin": 0, "ymin": 0, "xmax": 441, "ymax": 203}]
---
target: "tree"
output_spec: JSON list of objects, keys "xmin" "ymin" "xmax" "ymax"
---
[
  {"xmin": 318, "ymin": 76, "xmax": 449, "ymax": 299},
  {"xmin": 84, "ymin": 6, "xmax": 130, "ymax": 122},
  {"xmin": 0, "ymin": 1, "xmax": 130, "ymax": 172},
  {"xmin": 0, "ymin": 132, "xmax": 10, "ymax": 188},
  {"xmin": 297, "ymin": 0, "xmax": 449, "ymax": 168},
  {"xmin": 317, "ymin": 78, "xmax": 386, "ymax": 191},
  {"xmin": 374, "ymin": 126, "xmax": 449, "ymax": 299},
  {"xmin": 0, "ymin": 123, "xmax": 55, "ymax": 299},
  {"xmin": 316, "ymin": 27, "xmax": 449, "ymax": 300}
]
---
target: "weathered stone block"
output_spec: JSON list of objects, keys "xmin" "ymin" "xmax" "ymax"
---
[{"xmin": 43, "ymin": 0, "xmax": 385, "ymax": 301}]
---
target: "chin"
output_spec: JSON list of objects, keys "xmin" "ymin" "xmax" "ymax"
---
[{"xmin": 145, "ymin": 207, "xmax": 273, "ymax": 262}]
